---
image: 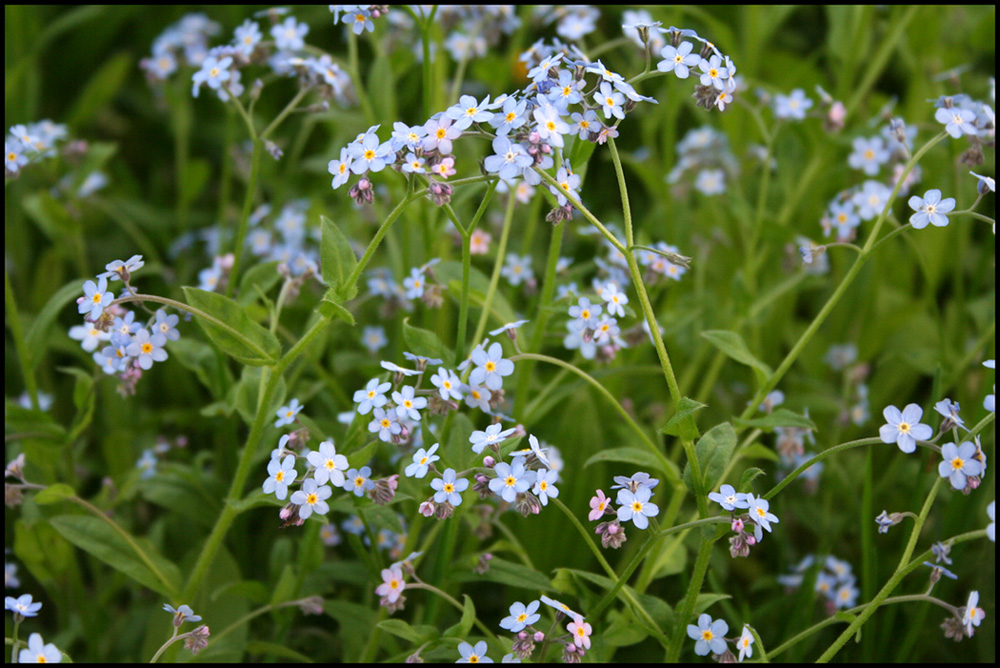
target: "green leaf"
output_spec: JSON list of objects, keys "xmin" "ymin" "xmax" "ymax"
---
[
  {"xmin": 378, "ymin": 619, "xmax": 439, "ymax": 645},
  {"xmin": 454, "ymin": 556, "xmax": 555, "ymax": 593},
  {"xmin": 735, "ymin": 408, "xmax": 816, "ymax": 432},
  {"xmin": 234, "ymin": 366, "xmax": 286, "ymax": 426},
  {"xmin": 683, "ymin": 422, "xmax": 737, "ymax": 494},
  {"xmin": 182, "ymin": 286, "xmax": 281, "ymax": 366},
  {"xmin": 701, "ymin": 330, "xmax": 772, "ymax": 386},
  {"xmin": 739, "ymin": 467, "xmax": 767, "ymax": 491},
  {"xmin": 320, "ymin": 215, "xmax": 358, "ymax": 301},
  {"xmin": 22, "ymin": 192, "xmax": 79, "ymax": 241},
  {"xmin": 319, "ymin": 289, "xmax": 356, "ymax": 325},
  {"xmin": 66, "ymin": 51, "xmax": 132, "ymax": 129},
  {"xmin": 604, "ymin": 608, "xmax": 649, "ymax": 647},
  {"xmin": 658, "ymin": 396, "xmax": 707, "ymax": 439},
  {"xmin": 402, "ymin": 317, "xmax": 454, "ymax": 367},
  {"xmin": 24, "ymin": 280, "xmax": 84, "ymax": 369},
  {"xmin": 4, "ymin": 403, "xmax": 66, "ymax": 444},
  {"xmin": 739, "ymin": 443, "xmax": 780, "ymax": 462},
  {"xmin": 34, "ymin": 483, "xmax": 76, "ymax": 505},
  {"xmin": 435, "ymin": 260, "xmax": 517, "ymax": 326},
  {"xmin": 48, "ymin": 514, "xmax": 181, "ymax": 598},
  {"xmin": 442, "ymin": 594, "xmax": 475, "ymax": 639},
  {"xmin": 236, "ymin": 261, "xmax": 282, "ymax": 307},
  {"xmin": 583, "ymin": 446, "xmax": 663, "ymax": 472}
]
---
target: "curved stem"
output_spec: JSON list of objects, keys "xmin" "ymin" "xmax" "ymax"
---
[
  {"xmin": 226, "ymin": 139, "xmax": 263, "ymax": 299},
  {"xmin": 816, "ymin": 478, "xmax": 943, "ymax": 662},
  {"xmin": 739, "ymin": 133, "xmax": 950, "ymax": 420},
  {"xmin": 510, "ymin": 353, "xmax": 678, "ymax": 483},
  {"xmin": 406, "ymin": 582, "xmax": 500, "ymax": 644},
  {"xmin": 551, "ymin": 497, "xmax": 668, "ymax": 644},
  {"xmin": 468, "ymin": 192, "xmax": 516, "ymax": 352}
]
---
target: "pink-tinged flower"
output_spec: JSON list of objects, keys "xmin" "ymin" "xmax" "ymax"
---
[
  {"xmin": 588, "ymin": 489, "xmax": 609, "ymax": 521},
  {"xmin": 567, "ymin": 614, "xmax": 592, "ymax": 649},
  {"xmin": 375, "ymin": 566, "xmax": 406, "ymax": 603}
]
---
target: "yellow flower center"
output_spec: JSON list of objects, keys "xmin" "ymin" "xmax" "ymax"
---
[
  {"xmin": 632, "ymin": 501, "xmax": 643, "ymax": 512},
  {"xmin": 142, "ymin": 343, "xmax": 153, "ymax": 354},
  {"xmin": 436, "ymin": 128, "xmax": 447, "ymax": 139},
  {"xmin": 702, "ymin": 630, "xmax": 714, "ymax": 641},
  {"xmin": 864, "ymin": 149, "xmax": 874, "ymax": 160},
  {"xmin": 380, "ymin": 419, "xmax": 390, "ymax": 428},
  {"xmin": 444, "ymin": 483, "xmax": 454, "ymax": 493},
  {"xmin": 209, "ymin": 67, "xmax": 220, "ymax": 78},
  {"xmin": 419, "ymin": 456, "xmax": 428, "ymax": 465},
  {"xmin": 951, "ymin": 457, "xmax": 964, "ymax": 470},
  {"xmin": 275, "ymin": 471, "xmax": 285, "ymax": 482},
  {"xmin": 485, "ymin": 361, "xmax": 496, "ymax": 372},
  {"xmin": 505, "ymin": 476, "xmax": 516, "ymax": 486},
  {"xmin": 92, "ymin": 293, "xmax": 103, "ymax": 303},
  {"xmin": 355, "ymin": 477, "xmax": 364, "ymax": 486},
  {"xmin": 364, "ymin": 150, "xmax": 375, "ymax": 160},
  {"xmin": 898, "ymin": 422, "xmax": 910, "ymax": 433},
  {"xmin": 581, "ymin": 309, "xmax": 590, "ymax": 319},
  {"xmin": 709, "ymin": 68, "xmax": 718, "ymax": 78},
  {"xmin": 306, "ymin": 493, "xmax": 317, "ymax": 504}
]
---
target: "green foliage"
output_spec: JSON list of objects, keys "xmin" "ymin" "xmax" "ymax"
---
[{"xmin": 4, "ymin": 5, "xmax": 994, "ymax": 664}]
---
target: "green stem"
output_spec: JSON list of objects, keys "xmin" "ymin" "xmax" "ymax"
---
[
  {"xmin": 666, "ymin": 536, "xmax": 716, "ymax": 661},
  {"xmin": 347, "ymin": 30, "xmax": 376, "ymax": 126},
  {"xmin": 468, "ymin": 192, "xmax": 516, "ymax": 351},
  {"xmin": 226, "ymin": 139, "xmax": 263, "ymax": 299},
  {"xmin": 605, "ymin": 140, "xmax": 683, "ymax": 408},
  {"xmin": 514, "ymin": 220, "xmax": 564, "ymax": 415},
  {"xmin": 181, "ymin": 313, "xmax": 332, "ymax": 602},
  {"xmin": 551, "ymin": 498, "xmax": 668, "ymax": 644},
  {"xmin": 589, "ymin": 517, "xmax": 727, "ymax": 619},
  {"xmin": 260, "ymin": 86, "xmax": 311, "ymax": 141},
  {"xmin": 343, "ymin": 192, "xmax": 423, "ymax": 292},
  {"xmin": 407, "ymin": 582, "xmax": 500, "ymax": 644},
  {"xmin": 816, "ymin": 478, "xmax": 943, "ymax": 662},
  {"xmin": 740, "ymin": 132, "xmax": 950, "ymax": 420},
  {"xmin": 5, "ymin": 265, "xmax": 38, "ymax": 409},
  {"xmin": 110, "ymin": 294, "xmax": 269, "ymax": 364},
  {"xmin": 510, "ymin": 352, "xmax": 678, "ymax": 484}
]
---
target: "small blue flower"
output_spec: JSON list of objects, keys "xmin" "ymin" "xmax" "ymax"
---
[
  {"xmin": 746, "ymin": 493, "xmax": 779, "ymax": 533},
  {"xmin": 290, "ymin": 478, "xmax": 332, "ymax": 520},
  {"xmin": 275, "ymin": 398, "xmax": 304, "ymax": 428},
  {"xmin": 593, "ymin": 81, "xmax": 625, "ymax": 120},
  {"xmin": 657, "ymin": 41, "xmax": 700, "ymax": 79},
  {"xmin": 879, "ymin": 404, "xmax": 933, "ymax": 453},
  {"xmin": 402, "ymin": 267, "xmax": 426, "ymax": 299},
  {"xmin": 532, "ymin": 468, "xmax": 559, "ymax": 506},
  {"xmin": 5, "ymin": 593, "xmax": 42, "ymax": 617},
  {"xmin": 392, "ymin": 385, "xmax": 427, "ymax": 422},
  {"xmin": 163, "ymin": 603, "xmax": 202, "ymax": 624},
  {"xmin": 489, "ymin": 459, "xmax": 534, "ymax": 503},
  {"xmin": 938, "ymin": 441, "xmax": 984, "ymax": 490},
  {"xmin": 369, "ymin": 407, "xmax": 402, "ymax": 442},
  {"xmin": 616, "ymin": 486, "xmax": 659, "ymax": 529},
  {"xmin": 470, "ymin": 423, "xmax": 516, "ymax": 454},
  {"xmin": 272, "ymin": 16, "xmax": 309, "ymax": 50},
  {"xmin": 847, "ymin": 137, "xmax": 890, "ymax": 176},
  {"xmin": 125, "ymin": 328, "xmax": 168, "ymax": 370},
  {"xmin": 457, "ymin": 640, "xmax": 492, "ymax": 664},
  {"xmin": 568, "ymin": 297, "xmax": 602, "ymax": 331},
  {"xmin": 405, "ymin": 443, "xmax": 439, "ymax": 479},
  {"xmin": 307, "ymin": 439, "xmax": 348, "ymax": 487},
  {"xmin": 687, "ymin": 613, "xmax": 728, "ymax": 656},
  {"xmin": 935, "ymin": 106, "xmax": 977, "ymax": 139},
  {"xmin": 484, "ymin": 136, "xmax": 532, "ymax": 184},
  {"xmin": 908, "ymin": 189, "xmax": 956, "ymax": 229},
  {"xmin": 500, "ymin": 599, "xmax": 541, "ymax": 633},
  {"xmin": 79, "ymin": 277, "xmax": 113, "ymax": 320},
  {"xmin": 153, "ymin": 309, "xmax": 181, "ymax": 342},
  {"xmin": 430, "ymin": 467, "xmax": 468, "ymax": 506},
  {"xmin": 263, "ymin": 454, "xmax": 296, "ymax": 500},
  {"xmin": 922, "ymin": 561, "xmax": 958, "ymax": 580},
  {"xmin": 469, "ymin": 342, "xmax": 515, "ymax": 392},
  {"xmin": 430, "ymin": 368, "xmax": 463, "ymax": 401},
  {"xmin": 708, "ymin": 484, "xmax": 749, "ymax": 511},
  {"xmin": 354, "ymin": 378, "xmax": 391, "ymax": 415},
  {"xmin": 191, "ymin": 55, "xmax": 232, "ymax": 98},
  {"xmin": 361, "ymin": 325, "xmax": 387, "ymax": 354},
  {"xmin": 343, "ymin": 466, "xmax": 375, "ymax": 497}
]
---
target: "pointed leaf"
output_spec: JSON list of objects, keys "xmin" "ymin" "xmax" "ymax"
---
[
  {"xmin": 735, "ymin": 408, "xmax": 816, "ymax": 432},
  {"xmin": 701, "ymin": 330, "xmax": 772, "ymax": 385},
  {"xmin": 48, "ymin": 514, "xmax": 181, "ymax": 598},
  {"xmin": 320, "ymin": 215, "xmax": 358, "ymax": 300},
  {"xmin": 658, "ymin": 397, "xmax": 707, "ymax": 439},
  {"xmin": 683, "ymin": 422, "xmax": 737, "ymax": 494},
  {"xmin": 182, "ymin": 287, "xmax": 280, "ymax": 366},
  {"xmin": 402, "ymin": 317, "xmax": 454, "ymax": 367}
]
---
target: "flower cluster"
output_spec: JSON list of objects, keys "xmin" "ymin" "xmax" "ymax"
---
[
  {"xmin": 708, "ymin": 484, "xmax": 781, "ymax": 557},
  {"xmin": 6, "ymin": 120, "xmax": 69, "ymax": 178},
  {"xmin": 586, "ymin": 473, "xmax": 660, "ymax": 548},
  {"xmin": 6, "ymin": 592, "xmax": 64, "ymax": 662},
  {"xmin": 686, "ymin": 614, "xmax": 757, "ymax": 662},
  {"xmin": 70, "ymin": 256, "xmax": 182, "ymax": 396},
  {"xmin": 666, "ymin": 125, "xmax": 739, "ymax": 196},
  {"xmin": 494, "ymin": 594, "xmax": 591, "ymax": 661},
  {"xmin": 777, "ymin": 554, "xmax": 860, "ymax": 614}
]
